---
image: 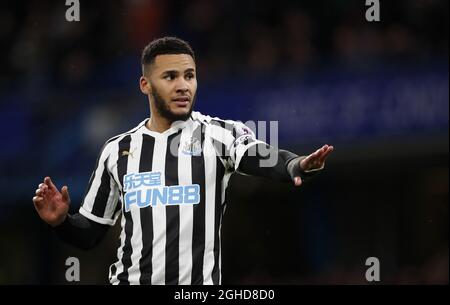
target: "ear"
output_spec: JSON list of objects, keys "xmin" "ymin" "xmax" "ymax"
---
[{"xmin": 140, "ymin": 76, "xmax": 152, "ymax": 95}]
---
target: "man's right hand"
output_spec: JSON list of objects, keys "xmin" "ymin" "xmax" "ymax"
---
[{"xmin": 33, "ymin": 177, "xmax": 71, "ymax": 227}]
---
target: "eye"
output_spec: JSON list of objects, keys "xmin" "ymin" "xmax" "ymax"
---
[
  {"xmin": 185, "ymin": 73, "xmax": 195, "ymax": 80},
  {"xmin": 164, "ymin": 74, "xmax": 175, "ymax": 81}
]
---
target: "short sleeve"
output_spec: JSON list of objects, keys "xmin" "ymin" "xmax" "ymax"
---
[{"xmin": 79, "ymin": 142, "xmax": 120, "ymax": 226}]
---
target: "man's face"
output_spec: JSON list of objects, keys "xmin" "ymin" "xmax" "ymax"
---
[{"xmin": 141, "ymin": 54, "xmax": 197, "ymax": 122}]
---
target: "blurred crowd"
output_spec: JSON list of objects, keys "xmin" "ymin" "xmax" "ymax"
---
[{"xmin": 0, "ymin": 0, "xmax": 448, "ymax": 91}]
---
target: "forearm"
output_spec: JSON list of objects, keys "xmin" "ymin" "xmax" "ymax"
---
[
  {"xmin": 53, "ymin": 213, "xmax": 109, "ymax": 250},
  {"xmin": 238, "ymin": 143, "xmax": 321, "ymax": 183}
]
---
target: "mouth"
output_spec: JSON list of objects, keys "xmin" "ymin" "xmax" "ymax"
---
[{"xmin": 171, "ymin": 96, "xmax": 190, "ymax": 107}]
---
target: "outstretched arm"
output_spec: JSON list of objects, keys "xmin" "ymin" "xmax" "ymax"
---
[{"xmin": 238, "ymin": 144, "xmax": 334, "ymax": 186}]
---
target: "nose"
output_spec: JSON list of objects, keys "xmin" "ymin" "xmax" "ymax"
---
[{"xmin": 175, "ymin": 78, "xmax": 189, "ymax": 94}]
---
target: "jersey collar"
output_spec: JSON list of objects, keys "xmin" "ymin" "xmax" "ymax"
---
[{"xmin": 139, "ymin": 116, "xmax": 193, "ymax": 138}]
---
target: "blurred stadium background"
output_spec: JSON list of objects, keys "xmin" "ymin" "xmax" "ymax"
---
[{"xmin": 0, "ymin": 0, "xmax": 447, "ymax": 284}]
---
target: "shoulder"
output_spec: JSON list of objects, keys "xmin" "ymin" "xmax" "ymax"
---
[
  {"xmin": 191, "ymin": 111, "xmax": 241, "ymax": 130},
  {"xmin": 100, "ymin": 120, "xmax": 147, "ymax": 156},
  {"xmin": 191, "ymin": 111, "xmax": 256, "ymax": 145}
]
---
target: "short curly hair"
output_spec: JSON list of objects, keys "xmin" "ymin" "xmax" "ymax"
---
[{"xmin": 141, "ymin": 37, "xmax": 195, "ymax": 75}]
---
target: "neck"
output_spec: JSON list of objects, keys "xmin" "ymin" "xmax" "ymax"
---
[{"xmin": 146, "ymin": 115, "xmax": 173, "ymax": 133}]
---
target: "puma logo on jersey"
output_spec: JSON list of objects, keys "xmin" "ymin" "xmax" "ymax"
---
[{"xmin": 122, "ymin": 148, "xmax": 136, "ymax": 158}]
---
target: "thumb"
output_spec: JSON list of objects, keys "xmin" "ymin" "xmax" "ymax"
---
[{"xmin": 61, "ymin": 186, "xmax": 71, "ymax": 204}]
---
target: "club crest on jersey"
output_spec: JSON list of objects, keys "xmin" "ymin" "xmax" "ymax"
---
[
  {"xmin": 181, "ymin": 137, "xmax": 202, "ymax": 156},
  {"xmin": 123, "ymin": 171, "xmax": 200, "ymax": 211}
]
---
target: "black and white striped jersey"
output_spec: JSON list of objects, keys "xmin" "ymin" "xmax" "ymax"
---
[{"xmin": 79, "ymin": 111, "xmax": 266, "ymax": 285}]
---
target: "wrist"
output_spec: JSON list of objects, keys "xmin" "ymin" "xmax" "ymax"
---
[
  {"xmin": 286, "ymin": 156, "xmax": 305, "ymax": 180},
  {"xmin": 50, "ymin": 213, "xmax": 69, "ymax": 228}
]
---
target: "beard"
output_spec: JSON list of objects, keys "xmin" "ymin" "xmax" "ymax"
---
[{"xmin": 152, "ymin": 88, "xmax": 195, "ymax": 122}]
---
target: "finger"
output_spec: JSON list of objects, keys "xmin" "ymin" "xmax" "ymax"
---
[
  {"xmin": 301, "ymin": 151, "xmax": 320, "ymax": 169},
  {"xmin": 33, "ymin": 195, "xmax": 43, "ymax": 202},
  {"xmin": 319, "ymin": 146, "xmax": 334, "ymax": 163},
  {"xmin": 309, "ymin": 148, "xmax": 321, "ymax": 160},
  {"xmin": 38, "ymin": 184, "xmax": 48, "ymax": 197},
  {"xmin": 312, "ymin": 146, "xmax": 325, "ymax": 158},
  {"xmin": 315, "ymin": 145, "xmax": 328, "ymax": 157},
  {"xmin": 301, "ymin": 145, "xmax": 329, "ymax": 168},
  {"xmin": 61, "ymin": 186, "xmax": 71, "ymax": 204},
  {"xmin": 35, "ymin": 188, "xmax": 43, "ymax": 196},
  {"xmin": 311, "ymin": 145, "xmax": 330, "ymax": 162},
  {"xmin": 44, "ymin": 177, "xmax": 58, "ymax": 191},
  {"xmin": 32, "ymin": 196, "xmax": 44, "ymax": 209},
  {"xmin": 294, "ymin": 176, "xmax": 303, "ymax": 187}
]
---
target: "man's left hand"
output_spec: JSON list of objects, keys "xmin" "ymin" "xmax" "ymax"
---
[{"xmin": 294, "ymin": 144, "xmax": 334, "ymax": 186}]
